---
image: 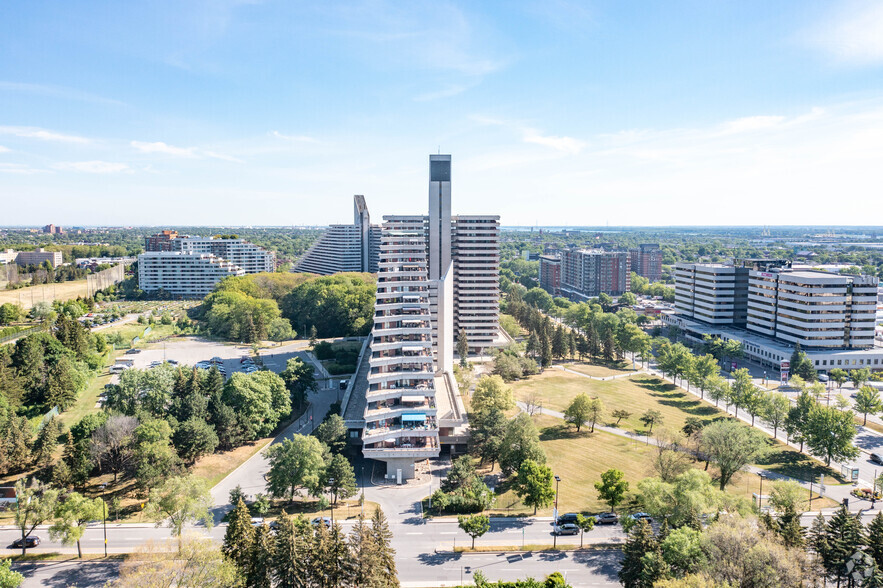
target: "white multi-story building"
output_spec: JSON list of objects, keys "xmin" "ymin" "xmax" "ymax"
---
[
  {"xmin": 747, "ymin": 269, "xmax": 878, "ymax": 349},
  {"xmin": 452, "ymin": 216, "xmax": 500, "ymax": 351},
  {"xmin": 362, "ymin": 216, "xmax": 440, "ymax": 479},
  {"xmin": 674, "ymin": 263, "xmax": 748, "ymax": 326},
  {"xmin": 137, "ymin": 251, "xmax": 245, "ymax": 298},
  {"xmin": 295, "ymin": 195, "xmax": 380, "ymax": 275},
  {"xmin": 174, "ymin": 236, "xmax": 275, "ymax": 274}
]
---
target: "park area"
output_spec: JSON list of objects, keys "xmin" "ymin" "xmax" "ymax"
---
[{"xmin": 480, "ymin": 367, "xmax": 843, "ymax": 516}]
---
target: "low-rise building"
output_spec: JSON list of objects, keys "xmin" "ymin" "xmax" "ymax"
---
[{"xmin": 13, "ymin": 248, "xmax": 63, "ymax": 268}]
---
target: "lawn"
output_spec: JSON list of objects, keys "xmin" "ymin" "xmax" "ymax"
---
[
  {"xmin": 561, "ymin": 360, "xmax": 635, "ymax": 378},
  {"xmin": 512, "ymin": 370, "xmax": 721, "ymax": 435},
  {"xmin": 485, "ymin": 415, "xmax": 836, "ymax": 518}
]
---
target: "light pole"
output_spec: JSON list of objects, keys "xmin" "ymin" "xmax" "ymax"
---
[
  {"xmin": 553, "ymin": 475, "xmax": 561, "ymax": 549},
  {"xmin": 360, "ymin": 465, "xmax": 365, "ymax": 516},
  {"xmin": 103, "ymin": 500, "xmax": 108, "ymax": 557},
  {"xmin": 758, "ymin": 473, "xmax": 766, "ymax": 511},
  {"xmin": 328, "ymin": 477, "xmax": 335, "ymax": 527}
]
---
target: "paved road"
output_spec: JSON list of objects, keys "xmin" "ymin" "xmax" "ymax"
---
[{"xmin": 13, "ymin": 560, "xmax": 121, "ymax": 588}]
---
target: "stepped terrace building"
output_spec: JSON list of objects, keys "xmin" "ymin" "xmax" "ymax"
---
[{"xmin": 294, "ymin": 195, "xmax": 380, "ymax": 275}]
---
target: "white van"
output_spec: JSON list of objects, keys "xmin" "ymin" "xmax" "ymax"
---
[{"xmin": 109, "ymin": 364, "xmax": 131, "ymax": 374}]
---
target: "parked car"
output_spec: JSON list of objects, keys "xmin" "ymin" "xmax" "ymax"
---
[
  {"xmin": 871, "ymin": 453, "xmax": 883, "ymax": 465},
  {"xmin": 556, "ymin": 513, "xmax": 579, "ymax": 525},
  {"xmin": 250, "ymin": 517, "xmax": 265, "ymax": 527},
  {"xmin": 125, "ymin": 349, "xmax": 141, "ymax": 355},
  {"xmin": 554, "ymin": 523, "xmax": 580, "ymax": 536},
  {"xmin": 311, "ymin": 517, "xmax": 331, "ymax": 527},
  {"xmin": 11, "ymin": 536, "xmax": 40, "ymax": 549},
  {"xmin": 630, "ymin": 512, "xmax": 653, "ymax": 523},
  {"xmin": 210, "ymin": 357, "xmax": 224, "ymax": 364},
  {"xmin": 596, "ymin": 512, "xmax": 619, "ymax": 525},
  {"xmin": 167, "ymin": 359, "xmax": 178, "ymax": 365}
]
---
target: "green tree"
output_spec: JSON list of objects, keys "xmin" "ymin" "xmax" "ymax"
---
[
  {"xmin": 563, "ymin": 393, "xmax": 593, "ymax": 433},
  {"xmin": 699, "ymin": 420, "xmax": 767, "ymax": 490},
  {"xmin": 369, "ymin": 507, "xmax": 399, "ymax": 587},
  {"xmin": 0, "ymin": 559, "xmax": 23, "ymax": 588},
  {"xmin": 324, "ymin": 453, "xmax": 357, "ymax": 504},
  {"xmin": 315, "ymin": 414, "xmax": 347, "ymax": 455},
  {"xmin": 264, "ymin": 435, "xmax": 326, "ymax": 501},
  {"xmin": 804, "ymin": 404, "xmax": 859, "ymax": 466},
  {"xmin": 279, "ymin": 357, "xmax": 315, "ymax": 412},
  {"xmin": 612, "ymin": 409, "xmax": 632, "ymax": 426},
  {"xmin": 457, "ymin": 328, "xmax": 469, "ymax": 367},
  {"xmin": 640, "ymin": 409, "xmax": 663, "ymax": 434},
  {"xmin": 471, "ymin": 375, "xmax": 515, "ymax": 413},
  {"xmin": 660, "ymin": 526, "xmax": 706, "ymax": 577},
  {"xmin": 173, "ymin": 417, "xmax": 219, "ymax": 465},
  {"xmin": 594, "ymin": 468, "xmax": 629, "ymax": 512},
  {"xmin": 867, "ymin": 511, "xmax": 883, "ymax": 571},
  {"xmin": 280, "ymin": 274, "xmax": 376, "ymax": 338},
  {"xmin": 823, "ymin": 505, "xmax": 867, "ymax": 584},
  {"xmin": 271, "ymin": 515, "xmax": 312, "ymax": 588},
  {"xmin": 855, "ymin": 386, "xmax": 883, "ymax": 426},
  {"xmin": 514, "ymin": 459, "xmax": 555, "ymax": 514},
  {"xmin": 49, "ymin": 492, "xmax": 104, "ymax": 559},
  {"xmin": 458, "ymin": 514, "xmax": 490, "ymax": 549},
  {"xmin": 761, "ymin": 392, "xmax": 790, "ymax": 440},
  {"xmin": 469, "ymin": 407, "xmax": 507, "ymax": 468},
  {"xmin": 247, "ymin": 524, "xmax": 275, "ymax": 588},
  {"xmin": 110, "ymin": 535, "xmax": 241, "ymax": 587},
  {"xmin": 575, "ymin": 514, "xmax": 595, "ymax": 548},
  {"xmin": 0, "ymin": 303, "xmax": 21, "ymax": 325},
  {"xmin": 784, "ymin": 390, "xmax": 816, "ymax": 453},
  {"xmin": 619, "ymin": 520, "xmax": 663, "ymax": 588},
  {"xmin": 144, "ymin": 475, "xmax": 214, "ymax": 551},
  {"xmin": 223, "ymin": 371, "xmax": 291, "ymax": 440},
  {"xmin": 223, "ymin": 497, "xmax": 255, "ymax": 572},
  {"xmin": 31, "ymin": 417, "xmax": 62, "ymax": 469},
  {"xmin": 689, "ymin": 354, "xmax": 719, "ymax": 400},
  {"xmin": 12, "ymin": 480, "xmax": 59, "ymax": 556},
  {"xmin": 499, "ymin": 413, "xmax": 546, "ymax": 476},
  {"xmin": 851, "ymin": 368, "xmax": 872, "ymax": 390},
  {"xmin": 829, "ymin": 368, "xmax": 849, "ymax": 390}
]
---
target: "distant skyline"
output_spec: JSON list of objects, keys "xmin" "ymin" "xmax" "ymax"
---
[{"xmin": 2, "ymin": 1, "xmax": 883, "ymax": 226}]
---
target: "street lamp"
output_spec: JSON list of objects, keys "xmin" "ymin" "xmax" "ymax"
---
[
  {"xmin": 328, "ymin": 477, "xmax": 335, "ymax": 527},
  {"xmin": 553, "ymin": 475, "xmax": 561, "ymax": 549}
]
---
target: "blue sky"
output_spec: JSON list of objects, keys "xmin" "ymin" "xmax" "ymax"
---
[{"xmin": 2, "ymin": 0, "xmax": 883, "ymax": 226}]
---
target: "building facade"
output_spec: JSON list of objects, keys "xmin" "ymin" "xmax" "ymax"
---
[
  {"xmin": 560, "ymin": 248, "xmax": 630, "ymax": 301},
  {"xmin": 362, "ymin": 216, "xmax": 440, "ymax": 479},
  {"xmin": 145, "ymin": 230, "xmax": 180, "ymax": 252},
  {"xmin": 294, "ymin": 195, "xmax": 381, "ymax": 275},
  {"xmin": 13, "ymin": 248, "xmax": 63, "ymax": 268},
  {"xmin": 674, "ymin": 263, "xmax": 748, "ymax": 326},
  {"xmin": 539, "ymin": 254, "xmax": 562, "ymax": 297},
  {"xmin": 452, "ymin": 216, "xmax": 500, "ymax": 351},
  {"xmin": 174, "ymin": 237, "xmax": 275, "ymax": 273},
  {"xmin": 629, "ymin": 244, "xmax": 662, "ymax": 281},
  {"xmin": 42, "ymin": 224, "xmax": 63, "ymax": 235},
  {"xmin": 137, "ymin": 252, "xmax": 245, "ymax": 298}
]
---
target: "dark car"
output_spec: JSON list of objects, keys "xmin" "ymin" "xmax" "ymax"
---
[
  {"xmin": 871, "ymin": 453, "xmax": 883, "ymax": 465},
  {"xmin": 11, "ymin": 536, "xmax": 40, "ymax": 549},
  {"xmin": 554, "ymin": 523, "xmax": 580, "ymax": 536},
  {"xmin": 556, "ymin": 513, "xmax": 579, "ymax": 525},
  {"xmin": 596, "ymin": 512, "xmax": 619, "ymax": 525},
  {"xmin": 125, "ymin": 349, "xmax": 141, "ymax": 355}
]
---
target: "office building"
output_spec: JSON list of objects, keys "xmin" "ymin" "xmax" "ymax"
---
[
  {"xmin": 560, "ymin": 248, "xmax": 630, "ymax": 301},
  {"xmin": 294, "ymin": 195, "xmax": 381, "ymax": 275},
  {"xmin": 174, "ymin": 236, "xmax": 275, "ymax": 273},
  {"xmin": 674, "ymin": 263, "xmax": 749, "ymax": 326},
  {"xmin": 138, "ymin": 251, "xmax": 245, "ymax": 298},
  {"xmin": 362, "ymin": 216, "xmax": 441, "ymax": 478},
  {"xmin": 629, "ymin": 244, "xmax": 662, "ymax": 281},
  {"xmin": 539, "ymin": 254, "xmax": 562, "ymax": 297},
  {"xmin": 145, "ymin": 230, "xmax": 180, "ymax": 252}
]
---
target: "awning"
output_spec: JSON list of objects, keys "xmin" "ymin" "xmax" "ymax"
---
[
  {"xmin": 400, "ymin": 395, "xmax": 425, "ymax": 403},
  {"xmin": 402, "ymin": 413, "xmax": 427, "ymax": 422}
]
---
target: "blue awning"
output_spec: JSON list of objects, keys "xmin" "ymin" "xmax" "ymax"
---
[{"xmin": 401, "ymin": 413, "xmax": 426, "ymax": 422}]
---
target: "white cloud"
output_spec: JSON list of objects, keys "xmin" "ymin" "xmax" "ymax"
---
[
  {"xmin": 54, "ymin": 161, "xmax": 132, "ymax": 174},
  {"xmin": 0, "ymin": 126, "xmax": 91, "ymax": 144},
  {"xmin": 0, "ymin": 145, "xmax": 10, "ymax": 153},
  {"xmin": 0, "ymin": 162, "xmax": 48, "ymax": 174},
  {"xmin": 270, "ymin": 131, "xmax": 318, "ymax": 143},
  {"xmin": 806, "ymin": 2, "xmax": 883, "ymax": 65},
  {"xmin": 523, "ymin": 130, "xmax": 586, "ymax": 154},
  {"xmin": 0, "ymin": 81, "xmax": 124, "ymax": 106},
  {"xmin": 719, "ymin": 115, "xmax": 786, "ymax": 135},
  {"xmin": 131, "ymin": 140, "xmax": 242, "ymax": 163},
  {"xmin": 414, "ymin": 84, "xmax": 471, "ymax": 102}
]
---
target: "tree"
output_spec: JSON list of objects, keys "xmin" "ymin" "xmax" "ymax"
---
[
  {"xmin": 49, "ymin": 492, "xmax": 104, "ymax": 558},
  {"xmin": 729, "ymin": 368, "xmax": 756, "ymax": 420},
  {"xmin": 640, "ymin": 409, "xmax": 663, "ymax": 434},
  {"xmin": 223, "ymin": 497, "xmax": 255, "ymax": 572},
  {"xmin": 804, "ymin": 404, "xmax": 859, "ymax": 466},
  {"xmin": 0, "ymin": 303, "xmax": 21, "ymax": 326},
  {"xmin": 324, "ymin": 453, "xmax": 357, "ymax": 504},
  {"xmin": 369, "ymin": 507, "xmax": 399, "ymax": 587},
  {"xmin": 499, "ymin": 413, "xmax": 546, "ymax": 476},
  {"xmin": 144, "ymin": 475, "xmax": 214, "ymax": 551},
  {"xmin": 651, "ymin": 428, "xmax": 691, "ymax": 482},
  {"xmin": 784, "ymin": 390, "xmax": 816, "ymax": 453},
  {"xmin": 660, "ymin": 526, "xmax": 706, "ymax": 577},
  {"xmin": 830, "ymin": 368, "xmax": 849, "ymax": 390},
  {"xmin": 31, "ymin": 417, "xmax": 62, "ymax": 469},
  {"xmin": 855, "ymin": 386, "xmax": 883, "ymax": 426},
  {"xmin": 638, "ymin": 469, "xmax": 721, "ymax": 529},
  {"xmin": 315, "ymin": 414, "xmax": 347, "ymax": 455},
  {"xmin": 471, "ymin": 375, "xmax": 515, "ymax": 414},
  {"xmin": 699, "ymin": 420, "xmax": 767, "ymax": 490},
  {"xmin": 851, "ymin": 368, "xmax": 872, "ymax": 390},
  {"xmin": 279, "ymin": 357, "xmax": 316, "ymax": 412},
  {"xmin": 868, "ymin": 511, "xmax": 883, "ymax": 571},
  {"xmin": 619, "ymin": 520, "xmax": 664, "ymax": 588},
  {"xmin": 12, "ymin": 480, "xmax": 59, "ymax": 556},
  {"xmin": 264, "ymin": 435, "xmax": 326, "ymax": 501},
  {"xmin": 132, "ymin": 418, "xmax": 181, "ymax": 492},
  {"xmin": 761, "ymin": 392, "xmax": 790, "ymax": 440},
  {"xmin": 575, "ymin": 514, "xmax": 595, "ymax": 548},
  {"xmin": 514, "ymin": 459, "xmax": 555, "ymax": 514},
  {"xmin": 223, "ymin": 371, "xmax": 291, "ymax": 440},
  {"xmin": 612, "ymin": 409, "xmax": 632, "ymax": 426},
  {"xmin": 110, "ymin": 536, "xmax": 241, "ymax": 588},
  {"xmin": 0, "ymin": 559, "xmax": 23, "ymax": 588},
  {"xmin": 457, "ymin": 328, "xmax": 469, "ymax": 367},
  {"xmin": 248, "ymin": 523, "xmax": 275, "ymax": 588},
  {"xmin": 594, "ymin": 469, "xmax": 629, "ymax": 512},
  {"xmin": 563, "ymin": 393, "xmax": 592, "ymax": 433},
  {"xmin": 823, "ymin": 505, "xmax": 867, "ymax": 585},
  {"xmin": 90, "ymin": 414, "xmax": 138, "ymax": 484},
  {"xmin": 689, "ymin": 354, "xmax": 719, "ymax": 400},
  {"xmin": 173, "ymin": 417, "xmax": 219, "ymax": 465},
  {"xmin": 469, "ymin": 407, "xmax": 507, "ymax": 468},
  {"xmin": 458, "ymin": 514, "xmax": 490, "ymax": 549}
]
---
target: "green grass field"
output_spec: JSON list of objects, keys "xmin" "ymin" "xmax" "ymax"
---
[{"xmin": 560, "ymin": 360, "xmax": 635, "ymax": 378}]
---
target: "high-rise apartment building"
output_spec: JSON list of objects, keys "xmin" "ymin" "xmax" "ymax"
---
[
  {"xmin": 629, "ymin": 244, "xmax": 662, "ymax": 281},
  {"xmin": 42, "ymin": 224, "xmax": 63, "ymax": 235},
  {"xmin": 138, "ymin": 252, "xmax": 245, "ymax": 298},
  {"xmin": 295, "ymin": 195, "xmax": 381, "ymax": 275},
  {"xmin": 174, "ymin": 236, "xmax": 275, "ymax": 273},
  {"xmin": 362, "ymin": 216, "xmax": 440, "ymax": 478},
  {"xmin": 539, "ymin": 254, "xmax": 562, "ymax": 296},
  {"xmin": 452, "ymin": 216, "xmax": 500, "ymax": 351},
  {"xmin": 560, "ymin": 248, "xmax": 630, "ymax": 301},
  {"xmin": 145, "ymin": 230, "xmax": 180, "ymax": 252}
]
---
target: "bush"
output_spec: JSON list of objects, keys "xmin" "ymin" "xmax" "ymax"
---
[
  {"xmin": 325, "ymin": 362, "xmax": 357, "ymax": 375},
  {"xmin": 313, "ymin": 341, "xmax": 334, "ymax": 360}
]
